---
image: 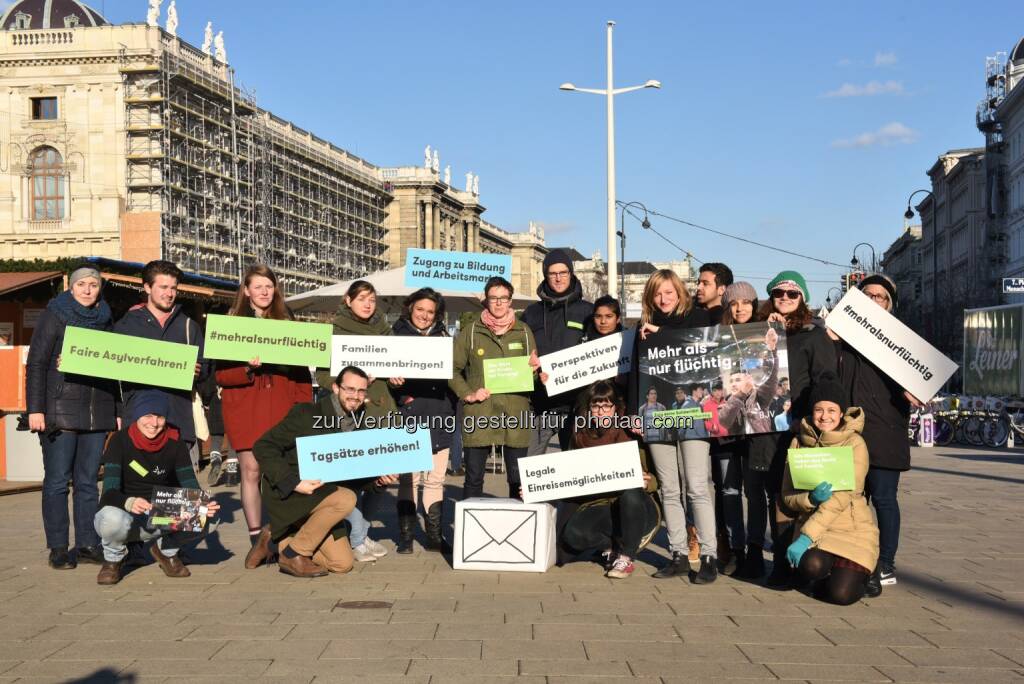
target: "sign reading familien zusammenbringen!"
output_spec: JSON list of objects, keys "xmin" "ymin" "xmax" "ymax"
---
[
  {"xmin": 330, "ymin": 335, "xmax": 453, "ymax": 379},
  {"xmin": 539, "ymin": 329, "xmax": 635, "ymax": 396},
  {"xmin": 518, "ymin": 440, "xmax": 645, "ymax": 504}
]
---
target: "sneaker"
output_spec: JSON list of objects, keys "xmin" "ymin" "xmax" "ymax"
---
[
  {"xmin": 75, "ymin": 545, "xmax": 105, "ymax": 565},
  {"xmin": 362, "ymin": 538, "xmax": 388, "ymax": 558},
  {"xmin": 352, "ymin": 542, "xmax": 377, "ymax": 563},
  {"xmin": 606, "ymin": 555, "xmax": 635, "ymax": 579},
  {"xmin": 600, "ymin": 548, "xmax": 615, "ymax": 571},
  {"xmin": 222, "ymin": 458, "xmax": 240, "ymax": 487},
  {"xmin": 879, "ymin": 564, "xmax": 897, "ymax": 586},
  {"xmin": 207, "ymin": 451, "xmax": 223, "ymax": 486},
  {"xmin": 48, "ymin": 547, "xmax": 76, "ymax": 570}
]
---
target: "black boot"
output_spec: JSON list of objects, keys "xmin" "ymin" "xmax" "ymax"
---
[
  {"xmin": 864, "ymin": 565, "xmax": 883, "ymax": 598},
  {"xmin": 396, "ymin": 500, "xmax": 417, "ymax": 554},
  {"xmin": 693, "ymin": 554, "xmax": 719, "ymax": 584},
  {"xmin": 734, "ymin": 544, "xmax": 766, "ymax": 579},
  {"xmin": 766, "ymin": 523, "xmax": 794, "ymax": 588},
  {"xmin": 424, "ymin": 502, "xmax": 451, "ymax": 553},
  {"xmin": 653, "ymin": 551, "xmax": 689, "ymax": 578}
]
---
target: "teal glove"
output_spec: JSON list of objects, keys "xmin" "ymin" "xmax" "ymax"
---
[
  {"xmin": 786, "ymin": 534, "xmax": 812, "ymax": 568},
  {"xmin": 810, "ymin": 481, "xmax": 833, "ymax": 505}
]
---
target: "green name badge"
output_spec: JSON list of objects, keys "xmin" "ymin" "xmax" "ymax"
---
[
  {"xmin": 483, "ymin": 356, "xmax": 534, "ymax": 394},
  {"xmin": 148, "ymin": 517, "xmax": 173, "ymax": 526},
  {"xmin": 128, "ymin": 460, "xmax": 148, "ymax": 477},
  {"xmin": 59, "ymin": 327, "xmax": 198, "ymax": 391},
  {"xmin": 655, "ymin": 408, "xmax": 713, "ymax": 421},
  {"xmin": 567, "ymin": 320, "xmax": 583, "ymax": 330},
  {"xmin": 787, "ymin": 446, "xmax": 855, "ymax": 491},
  {"xmin": 508, "ymin": 342, "xmax": 523, "ymax": 350},
  {"xmin": 203, "ymin": 314, "xmax": 332, "ymax": 367}
]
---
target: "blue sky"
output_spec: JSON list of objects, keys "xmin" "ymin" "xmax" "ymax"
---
[{"xmin": 99, "ymin": 1, "xmax": 1024, "ymax": 304}]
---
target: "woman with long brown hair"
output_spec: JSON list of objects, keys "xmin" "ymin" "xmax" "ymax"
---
[{"xmin": 216, "ymin": 264, "xmax": 312, "ymax": 568}]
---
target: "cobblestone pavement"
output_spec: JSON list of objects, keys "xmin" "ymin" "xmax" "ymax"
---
[{"xmin": 0, "ymin": 444, "xmax": 1021, "ymax": 683}]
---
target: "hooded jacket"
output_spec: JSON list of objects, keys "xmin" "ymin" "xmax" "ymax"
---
[
  {"xmin": 390, "ymin": 317, "xmax": 456, "ymax": 453},
  {"xmin": 315, "ymin": 305, "xmax": 397, "ymax": 416},
  {"xmin": 781, "ymin": 407, "xmax": 879, "ymax": 572}
]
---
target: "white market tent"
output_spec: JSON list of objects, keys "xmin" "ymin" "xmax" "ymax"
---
[{"xmin": 286, "ymin": 266, "xmax": 538, "ymax": 316}]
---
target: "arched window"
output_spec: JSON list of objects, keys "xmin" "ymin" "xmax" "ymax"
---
[{"xmin": 29, "ymin": 146, "xmax": 64, "ymax": 220}]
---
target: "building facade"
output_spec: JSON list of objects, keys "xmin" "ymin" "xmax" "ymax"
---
[
  {"xmin": 478, "ymin": 219, "xmax": 546, "ymax": 296},
  {"xmin": 880, "ymin": 225, "xmax": 922, "ymax": 329},
  {"xmin": 993, "ymin": 37, "xmax": 1024, "ymax": 305}
]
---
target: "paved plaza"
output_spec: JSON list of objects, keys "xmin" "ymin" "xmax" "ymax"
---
[{"xmin": 0, "ymin": 444, "xmax": 1021, "ymax": 683}]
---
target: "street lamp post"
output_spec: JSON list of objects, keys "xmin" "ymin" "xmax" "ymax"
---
[
  {"xmin": 560, "ymin": 20, "xmax": 660, "ymax": 302},
  {"xmin": 826, "ymin": 287, "xmax": 842, "ymax": 308},
  {"xmin": 904, "ymin": 189, "xmax": 935, "ymax": 338},
  {"xmin": 616, "ymin": 200, "xmax": 651, "ymax": 312},
  {"xmin": 850, "ymin": 243, "xmax": 878, "ymax": 274}
]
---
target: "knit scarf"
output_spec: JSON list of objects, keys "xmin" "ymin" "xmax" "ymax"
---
[
  {"xmin": 481, "ymin": 308, "xmax": 515, "ymax": 336},
  {"xmin": 128, "ymin": 422, "xmax": 180, "ymax": 453},
  {"xmin": 47, "ymin": 290, "xmax": 112, "ymax": 329}
]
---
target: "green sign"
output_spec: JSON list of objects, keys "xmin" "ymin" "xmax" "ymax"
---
[
  {"xmin": 654, "ymin": 408, "xmax": 712, "ymax": 421},
  {"xmin": 787, "ymin": 446, "xmax": 855, "ymax": 491},
  {"xmin": 203, "ymin": 314, "xmax": 332, "ymax": 367},
  {"xmin": 59, "ymin": 327, "xmax": 198, "ymax": 391},
  {"xmin": 963, "ymin": 306, "xmax": 1022, "ymax": 397},
  {"xmin": 483, "ymin": 356, "xmax": 534, "ymax": 394}
]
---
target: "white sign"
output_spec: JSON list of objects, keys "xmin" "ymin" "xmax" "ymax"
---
[
  {"xmin": 539, "ymin": 329, "xmax": 635, "ymax": 396},
  {"xmin": 518, "ymin": 440, "xmax": 645, "ymax": 504},
  {"xmin": 453, "ymin": 498, "xmax": 556, "ymax": 573},
  {"xmin": 330, "ymin": 335, "xmax": 453, "ymax": 379},
  {"xmin": 826, "ymin": 287, "xmax": 958, "ymax": 401},
  {"xmin": 1003, "ymin": 277, "xmax": 1024, "ymax": 294}
]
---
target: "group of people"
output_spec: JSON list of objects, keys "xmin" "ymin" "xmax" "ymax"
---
[{"xmin": 24, "ymin": 251, "xmax": 918, "ymax": 604}]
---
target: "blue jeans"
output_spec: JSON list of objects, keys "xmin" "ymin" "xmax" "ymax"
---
[
  {"xmin": 94, "ymin": 506, "xmax": 208, "ymax": 562},
  {"xmin": 346, "ymin": 505, "xmax": 370, "ymax": 548},
  {"xmin": 865, "ymin": 467, "xmax": 901, "ymax": 568},
  {"xmin": 39, "ymin": 430, "xmax": 106, "ymax": 550}
]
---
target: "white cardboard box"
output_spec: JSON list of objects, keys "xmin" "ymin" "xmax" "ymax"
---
[{"xmin": 453, "ymin": 498, "xmax": 556, "ymax": 572}]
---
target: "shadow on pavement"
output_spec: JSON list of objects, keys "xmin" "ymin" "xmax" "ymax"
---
[
  {"xmin": 67, "ymin": 668, "xmax": 135, "ymax": 683},
  {"xmin": 911, "ymin": 465, "xmax": 1024, "ymax": 486},
  {"xmin": 898, "ymin": 566, "xmax": 1024, "ymax": 623}
]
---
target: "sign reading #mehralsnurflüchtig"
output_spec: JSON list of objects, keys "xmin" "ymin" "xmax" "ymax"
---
[
  {"xmin": 59, "ymin": 326, "xmax": 198, "ymax": 391},
  {"xmin": 404, "ymin": 248, "xmax": 512, "ymax": 293},
  {"xmin": 203, "ymin": 314, "xmax": 331, "ymax": 367}
]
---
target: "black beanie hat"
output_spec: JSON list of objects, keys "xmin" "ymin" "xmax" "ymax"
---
[
  {"xmin": 542, "ymin": 249, "xmax": 574, "ymax": 276},
  {"xmin": 858, "ymin": 273, "xmax": 898, "ymax": 310},
  {"xmin": 809, "ymin": 371, "xmax": 848, "ymax": 413}
]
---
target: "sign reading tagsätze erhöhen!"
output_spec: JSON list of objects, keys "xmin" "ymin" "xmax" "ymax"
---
[
  {"xmin": 404, "ymin": 248, "xmax": 512, "ymax": 293},
  {"xmin": 826, "ymin": 287, "xmax": 958, "ymax": 402},
  {"xmin": 519, "ymin": 440, "xmax": 646, "ymax": 504},
  {"xmin": 330, "ymin": 335, "xmax": 453, "ymax": 379},
  {"xmin": 297, "ymin": 427, "xmax": 434, "ymax": 482},
  {"xmin": 539, "ymin": 329, "xmax": 635, "ymax": 396},
  {"xmin": 203, "ymin": 314, "xmax": 331, "ymax": 367},
  {"xmin": 59, "ymin": 327, "xmax": 198, "ymax": 391}
]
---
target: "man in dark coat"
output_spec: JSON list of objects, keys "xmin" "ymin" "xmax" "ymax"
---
[
  {"xmin": 695, "ymin": 262, "xmax": 734, "ymax": 325},
  {"xmin": 521, "ymin": 250, "xmax": 593, "ymax": 456}
]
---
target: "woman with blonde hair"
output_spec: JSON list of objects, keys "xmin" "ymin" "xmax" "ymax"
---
[
  {"xmin": 628, "ymin": 269, "xmax": 717, "ymax": 583},
  {"xmin": 215, "ymin": 264, "xmax": 312, "ymax": 568}
]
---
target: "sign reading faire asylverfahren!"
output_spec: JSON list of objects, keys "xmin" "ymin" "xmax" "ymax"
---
[{"xmin": 59, "ymin": 326, "xmax": 198, "ymax": 391}]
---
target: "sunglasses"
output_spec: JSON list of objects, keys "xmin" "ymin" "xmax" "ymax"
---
[{"xmin": 770, "ymin": 289, "xmax": 802, "ymax": 300}]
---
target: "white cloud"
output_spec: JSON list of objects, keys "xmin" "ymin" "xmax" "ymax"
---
[
  {"xmin": 874, "ymin": 51, "xmax": 898, "ymax": 67},
  {"xmin": 823, "ymin": 80, "xmax": 904, "ymax": 98},
  {"xmin": 831, "ymin": 122, "xmax": 919, "ymax": 149}
]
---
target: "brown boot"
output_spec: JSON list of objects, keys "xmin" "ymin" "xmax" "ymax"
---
[
  {"xmin": 149, "ymin": 544, "xmax": 191, "ymax": 578},
  {"xmin": 277, "ymin": 551, "xmax": 328, "ymax": 578},
  {"xmin": 96, "ymin": 560, "xmax": 123, "ymax": 585},
  {"xmin": 687, "ymin": 525, "xmax": 700, "ymax": 563},
  {"xmin": 245, "ymin": 525, "xmax": 273, "ymax": 569}
]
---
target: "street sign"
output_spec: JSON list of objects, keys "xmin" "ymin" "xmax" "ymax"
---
[{"xmin": 1003, "ymin": 277, "xmax": 1024, "ymax": 294}]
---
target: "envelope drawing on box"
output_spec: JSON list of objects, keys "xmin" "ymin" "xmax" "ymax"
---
[{"xmin": 460, "ymin": 507, "xmax": 538, "ymax": 563}]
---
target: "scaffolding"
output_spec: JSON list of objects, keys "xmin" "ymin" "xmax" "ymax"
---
[{"xmin": 121, "ymin": 36, "xmax": 390, "ymax": 296}]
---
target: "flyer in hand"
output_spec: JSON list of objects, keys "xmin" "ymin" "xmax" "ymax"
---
[{"xmin": 147, "ymin": 487, "xmax": 211, "ymax": 533}]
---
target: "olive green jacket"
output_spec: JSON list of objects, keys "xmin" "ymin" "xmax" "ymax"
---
[{"xmin": 314, "ymin": 305, "xmax": 397, "ymax": 415}]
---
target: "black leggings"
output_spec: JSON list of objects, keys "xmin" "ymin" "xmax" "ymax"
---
[
  {"xmin": 798, "ymin": 548, "xmax": 868, "ymax": 606},
  {"xmin": 561, "ymin": 489, "xmax": 658, "ymax": 559}
]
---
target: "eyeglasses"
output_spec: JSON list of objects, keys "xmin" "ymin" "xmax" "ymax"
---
[
  {"xmin": 865, "ymin": 292, "xmax": 890, "ymax": 303},
  {"xmin": 486, "ymin": 296, "xmax": 510, "ymax": 304},
  {"xmin": 770, "ymin": 289, "xmax": 802, "ymax": 300},
  {"xmin": 339, "ymin": 385, "xmax": 367, "ymax": 395},
  {"xmin": 590, "ymin": 400, "xmax": 615, "ymax": 409},
  {"xmin": 547, "ymin": 270, "xmax": 571, "ymax": 280}
]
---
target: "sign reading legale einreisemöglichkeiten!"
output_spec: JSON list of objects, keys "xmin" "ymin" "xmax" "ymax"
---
[
  {"xmin": 404, "ymin": 248, "xmax": 512, "ymax": 293},
  {"xmin": 59, "ymin": 327, "xmax": 198, "ymax": 391},
  {"xmin": 203, "ymin": 314, "xmax": 332, "ymax": 367}
]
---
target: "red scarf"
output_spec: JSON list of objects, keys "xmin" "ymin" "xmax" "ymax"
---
[
  {"xmin": 128, "ymin": 422, "xmax": 180, "ymax": 453},
  {"xmin": 481, "ymin": 308, "xmax": 515, "ymax": 336}
]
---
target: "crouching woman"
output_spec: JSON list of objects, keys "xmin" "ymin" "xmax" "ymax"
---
[
  {"xmin": 781, "ymin": 372, "xmax": 879, "ymax": 605},
  {"xmin": 94, "ymin": 390, "xmax": 220, "ymax": 585}
]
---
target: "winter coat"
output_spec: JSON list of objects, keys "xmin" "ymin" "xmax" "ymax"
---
[
  {"xmin": 784, "ymin": 320, "xmax": 837, "ymax": 427},
  {"xmin": 390, "ymin": 318, "xmax": 456, "ymax": 453},
  {"xmin": 197, "ymin": 372, "xmax": 224, "ymax": 436},
  {"xmin": 781, "ymin": 407, "xmax": 879, "ymax": 572},
  {"xmin": 837, "ymin": 341, "xmax": 911, "ymax": 471},
  {"xmin": 521, "ymin": 278, "xmax": 593, "ymax": 413},
  {"xmin": 113, "ymin": 304, "xmax": 206, "ymax": 443},
  {"xmin": 252, "ymin": 393, "xmax": 385, "ymax": 541},
  {"xmin": 314, "ymin": 305, "xmax": 397, "ymax": 415},
  {"xmin": 26, "ymin": 307, "xmax": 119, "ymax": 432},
  {"xmin": 216, "ymin": 359, "xmax": 312, "ymax": 451},
  {"xmin": 449, "ymin": 315, "xmax": 537, "ymax": 448},
  {"xmin": 718, "ymin": 350, "xmax": 779, "ymax": 436}
]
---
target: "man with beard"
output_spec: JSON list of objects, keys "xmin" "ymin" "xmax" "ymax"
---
[{"xmin": 695, "ymin": 263, "xmax": 734, "ymax": 325}]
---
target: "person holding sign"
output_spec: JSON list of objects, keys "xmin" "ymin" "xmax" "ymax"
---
[
  {"xmin": 26, "ymin": 265, "xmax": 119, "ymax": 570},
  {"xmin": 390, "ymin": 288, "xmax": 456, "ymax": 554},
  {"xmin": 93, "ymin": 391, "xmax": 220, "ymax": 585},
  {"xmin": 450, "ymin": 276, "xmax": 537, "ymax": 500},
  {"xmin": 214, "ymin": 265, "xmax": 313, "ymax": 569},
  {"xmin": 252, "ymin": 366, "xmax": 399, "ymax": 578},
  {"xmin": 833, "ymin": 274, "xmax": 922, "ymax": 595},
  {"xmin": 759, "ymin": 271, "xmax": 837, "ymax": 588},
  {"xmin": 781, "ymin": 373, "xmax": 878, "ymax": 605}
]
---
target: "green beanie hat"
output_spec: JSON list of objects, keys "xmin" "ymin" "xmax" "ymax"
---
[{"xmin": 766, "ymin": 271, "xmax": 809, "ymax": 301}]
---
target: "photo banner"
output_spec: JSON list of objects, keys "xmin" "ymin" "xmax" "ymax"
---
[
  {"xmin": 203, "ymin": 314, "xmax": 332, "ymax": 367},
  {"xmin": 788, "ymin": 446, "xmax": 855, "ymax": 491},
  {"xmin": 330, "ymin": 335, "xmax": 453, "ymax": 379},
  {"xmin": 539, "ymin": 329, "xmax": 635, "ymax": 396},
  {"xmin": 59, "ymin": 326, "xmax": 197, "ymax": 391},
  {"xmin": 638, "ymin": 322, "xmax": 789, "ymax": 440},
  {"xmin": 519, "ymin": 440, "xmax": 645, "ymax": 504},
  {"xmin": 297, "ymin": 427, "xmax": 434, "ymax": 482},
  {"xmin": 827, "ymin": 287, "xmax": 958, "ymax": 401},
  {"xmin": 483, "ymin": 356, "xmax": 534, "ymax": 394},
  {"xmin": 404, "ymin": 248, "xmax": 513, "ymax": 293}
]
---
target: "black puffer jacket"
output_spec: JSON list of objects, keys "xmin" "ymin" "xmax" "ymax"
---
[
  {"xmin": 390, "ymin": 318, "xmax": 457, "ymax": 453},
  {"xmin": 626, "ymin": 307, "xmax": 712, "ymax": 414},
  {"xmin": 837, "ymin": 341, "xmax": 911, "ymax": 471},
  {"xmin": 26, "ymin": 308, "xmax": 119, "ymax": 432},
  {"xmin": 784, "ymin": 319, "xmax": 837, "ymax": 427},
  {"xmin": 522, "ymin": 278, "xmax": 593, "ymax": 413}
]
